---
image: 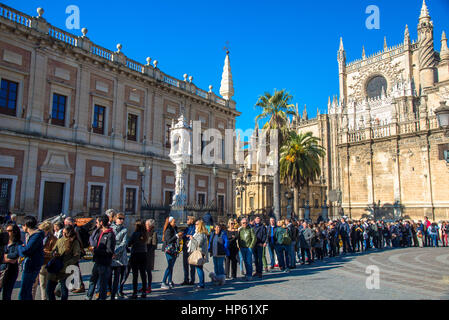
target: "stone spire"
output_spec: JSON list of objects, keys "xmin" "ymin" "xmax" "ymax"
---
[
  {"xmin": 420, "ymin": 0, "xmax": 430, "ymax": 21},
  {"xmin": 338, "ymin": 37, "xmax": 347, "ymax": 104},
  {"xmin": 441, "ymin": 31, "xmax": 449, "ymax": 63},
  {"xmin": 219, "ymin": 51, "xmax": 234, "ymax": 100},
  {"xmin": 362, "ymin": 46, "xmax": 366, "ymax": 59},
  {"xmin": 404, "ymin": 25, "xmax": 410, "ymax": 45},
  {"xmin": 302, "ymin": 104, "xmax": 308, "ymax": 121},
  {"xmin": 384, "ymin": 36, "xmax": 388, "ymax": 51}
]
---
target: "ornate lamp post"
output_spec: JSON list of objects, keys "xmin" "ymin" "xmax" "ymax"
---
[
  {"xmin": 138, "ymin": 162, "xmax": 151, "ymax": 218},
  {"xmin": 232, "ymin": 165, "xmax": 252, "ymax": 216},
  {"xmin": 284, "ymin": 187, "xmax": 294, "ymax": 219},
  {"xmin": 434, "ymin": 101, "xmax": 449, "ymax": 166}
]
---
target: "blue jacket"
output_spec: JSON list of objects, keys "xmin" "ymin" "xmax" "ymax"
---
[
  {"xmin": 208, "ymin": 230, "xmax": 230, "ymax": 257},
  {"xmin": 339, "ymin": 223, "xmax": 350, "ymax": 237},
  {"xmin": 203, "ymin": 212, "xmax": 214, "ymax": 226},
  {"xmin": 183, "ymin": 223, "xmax": 196, "ymax": 241},
  {"xmin": 252, "ymin": 223, "xmax": 267, "ymax": 245},
  {"xmin": 18, "ymin": 230, "xmax": 45, "ymax": 273},
  {"xmin": 266, "ymin": 225, "xmax": 277, "ymax": 245}
]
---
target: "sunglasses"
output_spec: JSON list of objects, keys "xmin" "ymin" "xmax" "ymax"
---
[
  {"xmin": 117, "ymin": 217, "xmax": 124, "ymax": 220},
  {"xmin": 6, "ymin": 229, "xmax": 13, "ymax": 232}
]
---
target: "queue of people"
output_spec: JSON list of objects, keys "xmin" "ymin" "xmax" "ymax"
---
[{"xmin": 1, "ymin": 211, "xmax": 448, "ymax": 300}]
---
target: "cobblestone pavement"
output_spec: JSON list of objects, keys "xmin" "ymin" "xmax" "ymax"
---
[{"xmin": 9, "ymin": 246, "xmax": 449, "ymax": 300}]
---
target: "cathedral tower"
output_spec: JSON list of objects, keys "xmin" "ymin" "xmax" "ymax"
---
[
  {"xmin": 417, "ymin": 0, "xmax": 436, "ymax": 89},
  {"xmin": 337, "ymin": 37, "xmax": 347, "ymax": 104}
]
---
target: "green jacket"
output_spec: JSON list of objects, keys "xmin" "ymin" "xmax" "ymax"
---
[
  {"xmin": 48, "ymin": 237, "xmax": 81, "ymax": 282},
  {"xmin": 238, "ymin": 226, "xmax": 256, "ymax": 249}
]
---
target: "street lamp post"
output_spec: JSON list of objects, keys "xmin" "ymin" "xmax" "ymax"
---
[
  {"xmin": 435, "ymin": 101, "xmax": 449, "ymax": 166},
  {"xmin": 284, "ymin": 187, "xmax": 294, "ymax": 219},
  {"xmin": 232, "ymin": 165, "xmax": 252, "ymax": 217},
  {"xmin": 138, "ymin": 162, "xmax": 151, "ymax": 218}
]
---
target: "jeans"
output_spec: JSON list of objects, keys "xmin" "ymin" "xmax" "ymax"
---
[
  {"xmin": 2, "ymin": 263, "xmax": 18, "ymax": 301},
  {"xmin": 275, "ymin": 244, "xmax": 289, "ymax": 269},
  {"xmin": 239, "ymin": 248, "xmax": 253, "ymax": 277},
  {"xmin": 225, "ymin": 253, "xmax": 238, "ymax": 278},
  {"xmin": 253, "ymin": 245, "xmax": 264, "ymax": 274},
  {"xmin": 196, "ymin": 266, "xmax": 205, "ymax": 287},
  {"xmin": 87, "ymin": 263, "xmax": 112, "ymax": 300},
  {"xmin": 300, "ymin": 247, "xmax": 312, "ymax": 263},
  {"xmin": 289, "ymin": 241, "xmax": 297, "ymax": 268},
  {"xmin": 111, "ymin": 266, "xmax": 126, "ymax": 298},
  {"xmin": 431, "ymin": 234, "xmax": 439, "ymax": 247},
  {"xmin": 19, "ymin": 270, "xmax": 40, "ymax": 300},
  {"xmin": 238, "ymin": 250, "xmax": 244, "ymax": 274},
  {"xmin": 130, "ymin": 252, "xmax": 147, "ymax": 295},
  {"xmin": 162, "ymin": 253, "xmax": 177, "ymax": 285},
  {"xmin": 46, "ymin": 279, "xmax": 69, "ymax": 300},
  {"xmin": 182, "ymin": 246, "xmax": 196, "ymax": 283},
  {"xmin": 213, "ymin": 256, "xmax": 225, "ymax": 276},
  {"xmin": 267, "ymin": 243, "xmax": 276, "ymax": 268}
]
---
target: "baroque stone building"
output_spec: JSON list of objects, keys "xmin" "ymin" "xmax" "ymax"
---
[
  {"xmin": 0, "ymin": 4, "xmax": 240, "ymax": 222},
  {"xmin": 236, "ymin": 1, "xmax": 449, "ymax": 222}
]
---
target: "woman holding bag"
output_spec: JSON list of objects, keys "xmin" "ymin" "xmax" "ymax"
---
[
  {"xmin": 186, "ymin": 220, "xmax": 208, "ymax": 290},
  {"xmin": 46, "ymin": 225, "xmax": 81, "ymax": 300}
]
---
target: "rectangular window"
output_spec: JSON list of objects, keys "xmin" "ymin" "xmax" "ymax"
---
[
  {"xmin": 165, "ymin": 122, "xmax": 171, "ymax": 148},
  {"xmin": 236, "ymin": 197, "xmax": 241, "ymax": 208},
  {"xmin": 92, "ymin": 105, "xmax": 105, "ymax": 135},
  {"xmin": 51, "ymin": 93, "xmax": 67, "ymax": 126},
  {"xmin": 218, "ymin": 195, "xmax": 225, "ymax": 215},
  {"xmin": 164, "ymin": 190, "xmax": 173, "ymax": 206},
  {"xmin": 0, "ymin": 79, "xmax": 18, "ymax": 116},
  {"xmin": 198, "ymin": 193, "xmax": 206, "ymax": 206},
  {"xmin": 0, "ymin": 178, "xmax": 12, "ymax": 215},
  {"xmin": 125, "ymin": 188, "xmax": 137, "ymax": 214},
  {"xmin": 127, "ymin": 113, "xmax": 138, "ymax": 141},
  {"xmin": 89, "ymin": 185, "xmax": 103, "ymax": 215},
  {"xmin": 249, "ymin": 196, "xmax": 254, "ymax": 209}
]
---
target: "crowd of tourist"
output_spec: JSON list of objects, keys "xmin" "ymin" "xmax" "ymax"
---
[{"xmin": 0, "ymin": 210, "xmax": 447, "ymax": 300}]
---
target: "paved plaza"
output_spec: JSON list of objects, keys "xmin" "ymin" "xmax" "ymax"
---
[{"xmin": 9, "ymin": 246, "xmax": 449, "ymax": 300}]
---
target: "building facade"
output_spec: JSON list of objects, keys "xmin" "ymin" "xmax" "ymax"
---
[
  {"xmin": 0, "ymin": 4, "xmax": 240, "ymax": 222},
  {"xmin": 236, "ymin": 1, "xmax": 449, "ymax": 222}
]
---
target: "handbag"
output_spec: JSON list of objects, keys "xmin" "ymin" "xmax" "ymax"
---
[
  {"xmin": 164, "ymin": 243, "xmax": 179, "ymax": 256},
  {"xmin": 188, "ymin": 250, "xmax": 206, "ymax": 266},
  {"xmin": 46, "ymin": 255, "xmax": 64, "ymax": 274}
]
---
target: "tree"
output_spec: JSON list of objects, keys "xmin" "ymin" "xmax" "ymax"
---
[
  {"xmin": 255, "ymin": 89, "xmax": 295, "ymax": 221},
  {"xmin": 280, "ymin": 131, "xmax": 325, "ymax": 220}
]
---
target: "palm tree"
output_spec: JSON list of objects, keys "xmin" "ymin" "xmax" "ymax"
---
[
  {"xmin": 255, "ymin": 89, "xmax": 295, "ymax": 221},
  {"xmin": 280, "ymin": 131, "xmax": 325, "ymax": 220}
]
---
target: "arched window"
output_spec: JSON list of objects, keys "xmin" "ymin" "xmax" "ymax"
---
[{"xmin": 366, "ymin": 76, "xmax": 387, "ymax": 98}]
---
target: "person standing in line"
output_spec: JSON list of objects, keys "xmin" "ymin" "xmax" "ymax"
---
[
  {"xmin": 423, "ymin": 216, "xmax": 431, "ymax": 247},
  {"xmin": 17, "ymin": 216, "xmax": 45, "ymax": 300},
  {"xmin": 265, "ymin": 217, "xmax": 277, "ymax": 271},
  {"xmin": 127, "ymin": 220, "xmax": 148, "ymax": 299},
  {"xmin": 33, "ymin": 221, "xmax": 57, "ymax": 300},
  {"xmin": 313, "ymin": 225, "xmax": 324, "ymax": 261},
  {"xmin": 339, "ymin": 218, "xmax": 352, "ymax": 253},
  {"xmin": 442, "ymin": 221, "xmax": 449, "ymax": 247},
  {"xmin": 64, "ymin": 217, "xmax": 86, "ymax": 294},
  {"xmin": 298, "ymin": 222, "xmax": 313, "ymax": 264},
  {"xmin": 208, "ymin": 223, "xmax": 229, "ymax": 285},
  {"xmin": 186, "ymin": 220, "xmax": 209, "ymax": 289},
  {"xmin": 161, "ymin": 217, "xmax": 183, "ymax": 289},
  {"xmin": 144, "ymin": 219, "xmax": 158, "ymax": 294},
  {"xmin": 274, "ymin": 220, "xmax": 290, "ymax": 272},
  {"xmin": 285, "ymin": 218, "xmax": 298, "ymax": 269},
  {"xmin": 1, "ymin": 223, "xmax": 22, "ymax": 300},
  {"xmin": 428, "ymin": 222, "xmax": 439, "ymax": 247},
  {"xmin": 225, "ymin": 219, "xmax": 239, "ymax": 280},
  {"xmin": 251, "ymin": 216, "xmax": 267, "ymax": 278},
  {"xmin": 46, "ymin": 225, "xmax": 81, "ymax": 300},
  {"xmin": 181, "ymin": 216, "xmax": 196, "ymax": 286},
  {"xmin": 237, "ymin": 218, "xmax": 256, "ymax": 281},
  {"xmin": 110, "ymin": 213, "xmax": 128, "ymax": 300},
  {"xmin": 85, "ymin": 214, "xmax": 116, "ymax": 300}
]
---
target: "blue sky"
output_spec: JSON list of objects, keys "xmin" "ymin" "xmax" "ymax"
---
[{"xmin": 5, "ymin": 0, "xmax": 449, "ymax": 131}]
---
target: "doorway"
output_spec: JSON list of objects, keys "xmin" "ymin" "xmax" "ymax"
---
[{"xmin": 42, "ymin": 182, "xmax": 64, "ymax": 220}]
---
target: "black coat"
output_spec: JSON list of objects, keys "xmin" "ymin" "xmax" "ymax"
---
[
  {"xmin": 93, "ymin": 228, "xmax": 116, "ymax": 266},
  {"xmin": 163, "ymin": 225, "xmax": 178, "ymax": 251}
]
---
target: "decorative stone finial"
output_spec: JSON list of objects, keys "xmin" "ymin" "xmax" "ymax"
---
[
  {"xmin": 362, "ymin": 46, "xmax": 366, "ymax": 59},
  {"xmin": 116, "ymin": 43, "xmax": 122, "ymax": 53},
  {"xmin": 420, "ymin": 0, "xmax": 430, "ymax": 19},
  {"xmin": 37, "ymin": 7, "xmax": 44, "ymax": 18},
  {"xmin": 219, "ymin": 52, "xmax": 234, "ymax": 100},
  {"xmin": 209, "ymin": 85, "xmax": 213, "ymax": 93},
  {"xmin": 188, "ymin": 75, "xmax": 193, "ymax": 83},
  {"xmin": 146, "ymin": 57, "xmax": 151, "ymax": 65},
  {"xmin": 441, "ymin": 31, "xmax": 449, "ymax": 62},
  {"xmin": 183, "ymin": 74, "xmax": 188, "ymax": 82},
  {"xmin": 81, "ymin": 28, "xmax": 88, "ymax": 37},
  {"xmin": 384, "ymin": 36, "xmax": 388, "ymax": 51},
  {"xmin": 153, "ymin": 60, "xmax": 158, "ymax": 68}
]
